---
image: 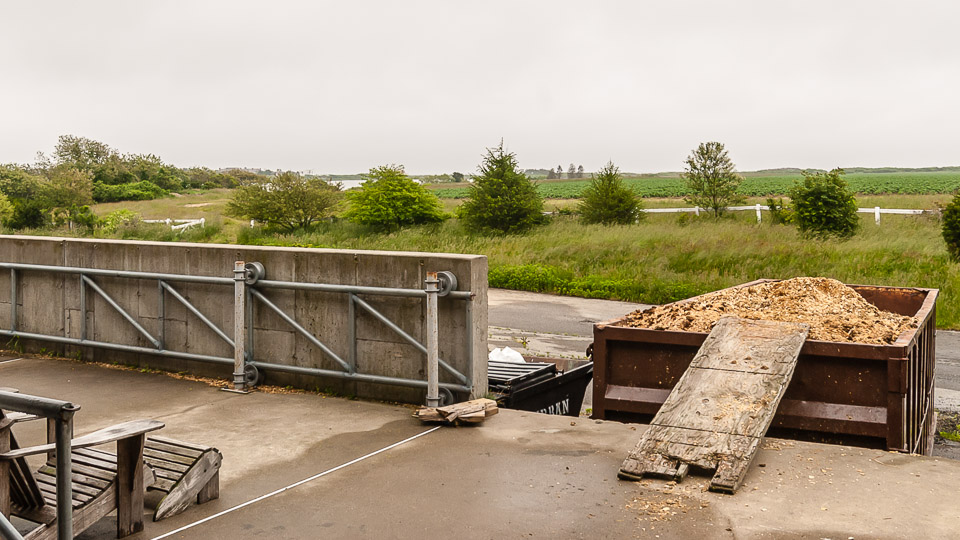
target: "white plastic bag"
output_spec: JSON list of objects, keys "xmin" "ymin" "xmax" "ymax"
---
[{"xmin": 488, "ymin": 346, "xmax": 525, "ymax": 363}]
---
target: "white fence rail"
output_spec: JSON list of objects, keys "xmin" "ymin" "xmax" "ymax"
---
[
  {"xmin": 642, "ymin": 205, "xmax": 930, "ymax": 224},
  {"xmin": 143, "ymin": 218, "xmax": 205, "ymax": 230}
]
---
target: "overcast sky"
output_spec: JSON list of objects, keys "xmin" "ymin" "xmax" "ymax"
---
[{"xmin": 1, "ymin": 1, "xmax": 958, "ymax": 174}]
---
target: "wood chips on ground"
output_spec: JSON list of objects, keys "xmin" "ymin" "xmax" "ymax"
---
[{"xmin": 618, "ymin": 277, "xmax": 918, "ymax": 344}]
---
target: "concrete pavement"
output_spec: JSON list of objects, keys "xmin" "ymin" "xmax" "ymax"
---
[
  {"xmin": 487, "ymin": 288, "xmax": 649, "ymax": 360},
  {"xmin": 2, "ymin": 355, "xmax": 958, "ymax": 539}
]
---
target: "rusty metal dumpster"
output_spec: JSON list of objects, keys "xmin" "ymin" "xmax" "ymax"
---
[{"xmin": 591, "ymin": 280, "xmax": 937, "ymax": 455}]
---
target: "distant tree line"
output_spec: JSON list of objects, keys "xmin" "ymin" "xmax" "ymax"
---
[
  {"xmin": 546, "ymin": 164, "xmax": 585, "ymax": 180},
  {"xmin": 0, "ymin": 135, "xmax": 261, "ymax": 229}
]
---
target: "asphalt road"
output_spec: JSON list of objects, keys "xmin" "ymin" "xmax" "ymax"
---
[{"xmin": 487, "ymin": 288, "xmax": 960, "ymax": 414}]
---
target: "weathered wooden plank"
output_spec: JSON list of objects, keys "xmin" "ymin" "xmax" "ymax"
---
[
  {"xmin": 619, "ymin": 317, "xmax": 808, "ymax": 493},
  {"xmin": 117, "ymin": 434, "xmax": 146, "ymax": 536},
  {"xmin": 653, "ymin": 369, "xmax": 792, "ymax": 436},
  {"xmin": 8, "ymin": 431, "xmax": 45, "ymax": 512},
  {"xmin": 154, "ymin": 450, "xmax": 223, "ymax": 521},
  {"xmin": 147, "ymin": 436, "xmax": 210, "ymax": 454},
  {"xmin": 144, "ymin": 456, "xmax": 190, "ymax": 475},
  {"xmin": 689, "ymin": 318, "xmax": 808, "ymax": 375},
  {"xmin": 0, "ymin": 419, "xmax": 164, "ymax": 460},
  {"xmin": 196, "ymin": 470, "xmax": 219, "ymax": 504},
  {"xmin": 144, "ymin": 447, "xmax": 198, "ymax": 467},
  {"xmin": 152, "ymin": 476, "xmax": 176, "ymax": 492},
  {"xmin": 36, "ymin": 465, "xmax": 111, "ymax": 491},
  {"xmin": 25, "ymin": 483, "xmax": 118, "ymax": 540},
  {"xmin": 415, "ymin": 398, "xmax": 499, "ymax": 424},
  {"xmin": 145, "ymin": 438, "xmax": 204, "ymax": 459},
  {"xmin": 0, "ymin": 417, "xmax": 11, "ymax": 517}
]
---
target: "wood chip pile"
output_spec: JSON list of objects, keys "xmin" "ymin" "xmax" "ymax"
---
[{"xmin": 618, "ymin": 277, "xmax": 918, "ymax": 344}]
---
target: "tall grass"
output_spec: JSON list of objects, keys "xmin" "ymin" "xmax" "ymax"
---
[
  {"xmin": 227, "ymin": 212, "xmax": 960, "ymax": 327},
  {"xmin": 48, "ymin": 192, "xmax": 960, "ymax": 329}
]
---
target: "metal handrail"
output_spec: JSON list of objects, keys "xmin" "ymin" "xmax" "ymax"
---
[
  {"xmin": 0, "ymin": 391, "xmax": 78, "ymax": 540},
  {"xmin": 1, "ymin": 261, "xmax": 473, "ymax": 400}
]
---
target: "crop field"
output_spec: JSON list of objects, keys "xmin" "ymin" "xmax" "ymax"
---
[{"xmin": 431, "ymin": 172, "xmax": 960, "ymax": 199}]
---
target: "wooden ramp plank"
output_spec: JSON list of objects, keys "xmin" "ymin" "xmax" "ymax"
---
[{"xmin": 619, "ymin": 317, "xmax": 809, "ymax": 493}]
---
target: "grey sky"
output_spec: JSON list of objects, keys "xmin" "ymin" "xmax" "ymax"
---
[{"xmin": 1, "ymin": 1, "xmax": 958, "ymax": 174}]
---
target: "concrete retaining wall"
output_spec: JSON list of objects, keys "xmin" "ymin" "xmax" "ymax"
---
[{"xmin": 0, "ymin": 235, "xmax": 487, "ymax": 403}]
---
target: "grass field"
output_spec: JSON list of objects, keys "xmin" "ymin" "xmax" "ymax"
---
[
  {"xmin": 431, "ymin": 172, "xmax": 960, "ymax": 199},
  {"xmin": 67, "ymin": 189, "xmax": 960, "ymax": 329}
]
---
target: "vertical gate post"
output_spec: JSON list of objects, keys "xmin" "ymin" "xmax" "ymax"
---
[
  {"xmin": 233, "ymin": 261, "xmax": 247, "ymax": 391},
  {"xmin": 425, "ymin": 272, "xmax": 440, "ymax": 407},
  {"xmin": 54, "ymin": 412, "xmax": 75, "ymax": 540}
]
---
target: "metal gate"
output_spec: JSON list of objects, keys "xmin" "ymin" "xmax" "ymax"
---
[{"xmin": 1, "ymin": 261, "xmax": 473, "ymax": 405}]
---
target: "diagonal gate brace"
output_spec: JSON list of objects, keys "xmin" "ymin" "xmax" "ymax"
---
[{"xmin": 619, "ymin": 317, "xmax": 809, "ymax": 493}]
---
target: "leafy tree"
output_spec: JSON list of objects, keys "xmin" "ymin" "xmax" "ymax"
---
[
  {"xmin": 682, "ymin": 141, "xmax": 745, "ymax": 217},
  {"xmin": 576, "ymin": 165, "xmax": 584, "ymax": 179},
  {"xmin": 546, "ymin": 169, "xmax": 557, "ymax": 179},
  {"xmin": 43, "ymin": 166, "xmax": 94, "ymax": 208},
  {"xmin": 183, "ymin": 167, "xmax": 237, "ymax": 189},
  {"xmin": 567, "ymin": 163, "xmax": 576, "ymax": 178},
  {"xmin": 458, "ymin": 142, "xmax": 545, "ymax": 234},
  {"xmin": 942, "ymin": 193, "xmax": 960, "ymax": 261},
  {"xmin": 0, "ymin": 165, "xmax": 44, "ymax": 200},
  {"xmin": 344, "ymin": 165, "xmax": 446, "ymax": 230},
  {"xmin": 451, "ymin": 171, "xmax": 465, "ymax": 183},
  {"xmin": 578, "ymin": 161, "xmax": 642, "ymax": 225},
  {"xmin": 53, "ymin": 135, "xmax": 116, "ymax": 171},
  {"xmin": 788, "ymin": 168, "xmax": 859, "ymax": 239},
  {"xmin": 0, "ymin": 193, "xmax": 13, "ymax": 227},
  {"xmin": 227, "ymin": 171, "xmax": 341, "ymax": 231}
]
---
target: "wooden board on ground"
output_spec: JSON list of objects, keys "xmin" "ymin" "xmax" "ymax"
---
[
  {"xmin": 619, "ymin": 317, "xmax": 809, "ymax": 493},
  {"xmin": 415, "ymin": 398, "xmax": 498, "ymax": 424}
]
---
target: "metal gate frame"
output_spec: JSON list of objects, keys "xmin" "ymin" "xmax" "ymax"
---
[{"xmin": 0, "ymin": 261, "xmax": 473, "ymax": 404}]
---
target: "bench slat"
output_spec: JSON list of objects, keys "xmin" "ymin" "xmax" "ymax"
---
[
  {"xmin": 144, "ymin": 456, "xmax": 190, "ymax": 475},
  {"xmin": 148, "ymin": 436, "xmax": 211, "ymax": 454},
  {"xmin": 145, "ymin": 439, "xmax": 203, "ymax": 459},
  {"xmin": 144, "ymin": 447, "xmax": 198, "ymax": 467},
  {"xmin": 0, "ymin": 419, "xmax": 164, "ymax": 460}
]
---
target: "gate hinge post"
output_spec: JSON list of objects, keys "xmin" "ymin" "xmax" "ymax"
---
[
  {"xmin": 425, "ymin": 272, "xmax": 440, "ymax": 407},
  {"xmin": 232, "ymin": 260, "xmax": 248, "ymax": 392}
]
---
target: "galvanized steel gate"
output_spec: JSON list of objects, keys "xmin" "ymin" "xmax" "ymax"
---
[{"xmin": 0, "ymin": 262, "xmax": 473, "ymax": 405}]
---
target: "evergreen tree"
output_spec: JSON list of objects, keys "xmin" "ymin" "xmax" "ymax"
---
[
  {"xmin": 578, "ymin": 161, "xmax": 642, "ymax": 225},
  {"xmin": 458, "ymin": 142, "xmax": 545, "ymax": 234}
]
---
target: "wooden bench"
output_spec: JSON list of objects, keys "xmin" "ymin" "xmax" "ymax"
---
[
  {"xmin": 141, "ymin": 436, "xmax": 221, "ymax": 521},
  {"xmin": 1, "ymin": 417, "xmax": 164, "ymax": 539},
  {"xmin": 56, "ymin": 436, "xmax": 222, "ymax": 522}
]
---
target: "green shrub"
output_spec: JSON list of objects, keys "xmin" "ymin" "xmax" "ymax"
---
[
  {"xmin": 578, "ymin": 161, "xmax": 642, "ymax": 225},
  {"xmin": 788, "ymin": 168, "xmax": 859, "ymax": 238},
  {"xmin": 93, "ymin": 180, "xmax": 167, "ymax": 202},
  {"xmin": 100, "ymin": 209, "xmax": 141, "ymax": 232},
  {"xmin": 344, "ymin": 165, "xmax": 445, "ymax": 230},
  {"xmin": 0, "ymin": 193, "xmax": 12, "ymax": 227},
  {"xmin": 228, "ymin": 171, "xmax": 341, "ymax": 231},
  {"xmin": 8, "ymin": 199, "xmax": 48, "ymax": 229},
  {"xmin": 765, "ymin": 197, "xmax": 793, "ymax": 225},
  {"xmin": 51, "ymin": 205, "xmax": 99, "ymax": 229},
  {"xmin": 942, "ymin": 193, "xmax": 960, "ymax": 261},
  {"xmin": 458, "ymin": 141, "xmax": 545, "ymax": 234}
]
